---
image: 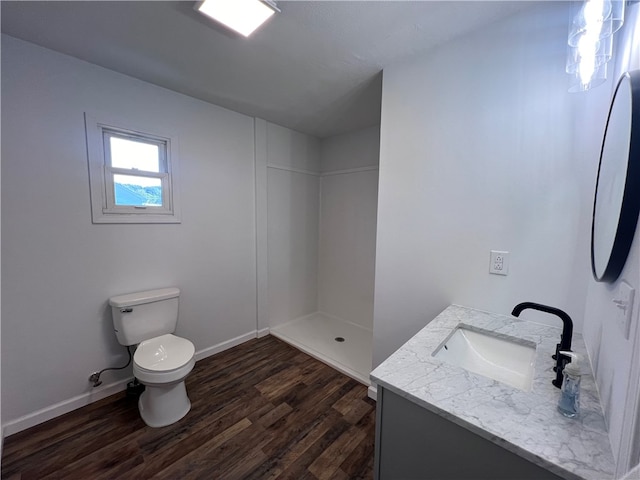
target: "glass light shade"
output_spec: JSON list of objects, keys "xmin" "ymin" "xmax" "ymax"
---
[
  {"xmin": 609, "ymin": 0, "xmax": 626, "ymax": 33},
  {"xmin": 565, "ymin": 0, "xmax": 624, "ymax": 93},
  {"xmin": 569, "ymin": 2, "xmax": 624, "ymax": 46},
  {"xmin": 568, "ymin": 0, "xmax": 612, "ymax": 47},
  {"xmin": 568, "ymin": 61, "xmax": 608, "ymax": 92},
  {"xmin": 566, "ymin": 33, "xmax": 612, "ymax": 74}
]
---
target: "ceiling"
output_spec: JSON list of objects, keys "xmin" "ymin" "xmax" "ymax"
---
[{"xmin": 1, "ymin": 1, "xmax": 538, "ymax": 138}]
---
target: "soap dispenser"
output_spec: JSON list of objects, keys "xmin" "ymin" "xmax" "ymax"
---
[{"xmin": 557, "ymin": 351, "xmax": 581, "ymax": 418}]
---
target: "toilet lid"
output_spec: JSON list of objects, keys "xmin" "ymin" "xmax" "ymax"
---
[{"xmin": 134, "ymin": 334, "xmax": 195, "ymax": 371}]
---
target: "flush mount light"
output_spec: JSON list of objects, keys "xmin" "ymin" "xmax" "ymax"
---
[{"xmin": 195, "ymin": 0, "xmax": 279, "ymax": 37}]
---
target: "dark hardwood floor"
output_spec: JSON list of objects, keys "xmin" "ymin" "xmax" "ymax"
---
[{"xmin": 1, "ymin": 335, "xmax": 376, "ymax": 479}]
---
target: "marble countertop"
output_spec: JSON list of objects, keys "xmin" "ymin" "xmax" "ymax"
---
[{"xmin": 370, "ymin": 305, "xmax": 615, "ymax": 480}]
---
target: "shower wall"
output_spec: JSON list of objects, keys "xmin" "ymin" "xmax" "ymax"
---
[
  {"xmin": 264, "ymin": 122, "xmax": 379, "ymax": 332},
  {"xmin": 265, "ymin": 122, "xmax": 321, "ymax": 328},
  {"xmin": 318, "ymin": 126, "xmax": 380, "ymax": 330}
]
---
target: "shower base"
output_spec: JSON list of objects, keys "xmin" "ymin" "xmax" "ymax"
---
[{"xmin": 270, "ymin": 311, "xmax": 372, "ymax": 385}]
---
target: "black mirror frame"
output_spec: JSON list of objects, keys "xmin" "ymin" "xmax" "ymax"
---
[{"xmin": 591, "ymin": 70, "xmax": 640, "ymax": 283}]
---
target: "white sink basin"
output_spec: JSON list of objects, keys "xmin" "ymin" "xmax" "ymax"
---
[{"xmin": 433, "ymin": 325, "xmax": 536, "ymax": 391}]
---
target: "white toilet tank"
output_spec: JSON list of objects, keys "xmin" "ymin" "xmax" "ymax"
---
[{"xmin": 109, "ymin": 287, "xmax": 180, "ymax": 346}]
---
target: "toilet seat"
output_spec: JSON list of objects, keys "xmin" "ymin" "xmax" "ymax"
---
[
  {"xmin": 135, "ymin": 334, "xmax": 195, "ymax": 371},
  {"xmin": 133, "ymin": 334, "xmax": 195, "ymax": 385}
]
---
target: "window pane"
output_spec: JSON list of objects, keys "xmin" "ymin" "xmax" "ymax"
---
[
  {"xmin": 110, "ymin": 136, "xmax": 161, "ymax": 172},
  {"xmin": 113, "ymin": 174, "xmax": 162, "ymax": 207}
]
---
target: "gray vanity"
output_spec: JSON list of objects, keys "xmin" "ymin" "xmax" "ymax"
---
[{"xmin": 370, "ymin": 305, "xmax": 615, "ymax": 480}]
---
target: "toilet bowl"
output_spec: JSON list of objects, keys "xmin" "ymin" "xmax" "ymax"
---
[{"xmin": 133, "ymin": 334, "xmax": 196, "ymax": 427}]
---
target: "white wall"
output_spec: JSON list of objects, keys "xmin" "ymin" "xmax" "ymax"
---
[
  {"xmin": 320, "ymin": 126, "xmax": 381, "ymax": 173},
  {"xmin": 266, "ymin": 122, "xmax": 321, "ymax": 173},
  {"xmin": 373, "ymin": 3, "xmax": 587, "ymax": 367},
  {"xmin": 266, "ymin": 123, "xmax": 321, "ymax": 327},
  {"xmin": 318, "ymin": 126, "xmax": 379, "ymax": 329},
  {"xmin": 581, "ymin": 4, "xmax": 640, "ymax": 475},
  {"xmin": 1, "ymin": 35, "xmax": 259, "ymax": 430}
]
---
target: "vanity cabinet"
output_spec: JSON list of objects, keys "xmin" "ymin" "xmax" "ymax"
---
[
  {"xmin": 370, "ymin": 305, "xmax": 615, "ymax": 480},
  {"xmin": 374, "ymin": 387, "xmax": 562, "ymax": 480}
]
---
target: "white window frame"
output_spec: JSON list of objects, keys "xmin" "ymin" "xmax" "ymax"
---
[{"xmin": 85, "ymin": 112, "xmax": 181, "ymax": 224}]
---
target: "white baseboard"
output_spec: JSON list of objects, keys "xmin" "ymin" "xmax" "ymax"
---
[
  {"xmin": 193, "ymin": 331, "xmax": 258, "ymax": 362},
  {"xmin": 368, "ymin": 385, "xmax": 378, "ymax": 401},
  {"xmin": 3, "ymin": 330, "xmax": 261, "ymax": 437},
  {"xmin": 256, "ymin": 327, "xmax": 270, "ymax": 338},
  {"xmin": 3, "ymin": 376, "xmax": 133, "ymax": 437}
]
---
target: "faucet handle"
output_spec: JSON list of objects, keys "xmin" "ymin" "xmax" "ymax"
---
[{"xmin": 554, "ymin": 351, "xmax": 572, "ymax": 371}]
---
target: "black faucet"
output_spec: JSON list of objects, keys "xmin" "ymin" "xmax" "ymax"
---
[{"xmin": 511, "ymin": 302, "xmax": 573, "ymax": 389}]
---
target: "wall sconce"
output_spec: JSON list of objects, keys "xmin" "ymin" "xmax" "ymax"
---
[{"xmin": 567, "ymin": 0, "xmax": 625, "ymax": 92}]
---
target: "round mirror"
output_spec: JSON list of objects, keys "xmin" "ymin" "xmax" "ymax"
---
[{"xmin": 591, "ymin": 70, "xmax": 640, "ymax": 283}]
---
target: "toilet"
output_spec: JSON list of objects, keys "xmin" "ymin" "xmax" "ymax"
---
[{"xmin": 109, "ymin": 287, "xmax": 195, "ymax": 428}]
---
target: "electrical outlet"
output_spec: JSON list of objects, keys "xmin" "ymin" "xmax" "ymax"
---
[{"xmin": 490, "ymin": 250, "xmax": 509, "ymax": 276}]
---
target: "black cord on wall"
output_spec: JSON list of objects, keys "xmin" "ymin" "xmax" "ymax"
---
[{"xmin": 89, "ymin": 346, "xmax": 133, "ymax": 387}]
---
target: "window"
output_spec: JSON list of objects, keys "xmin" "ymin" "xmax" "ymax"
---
[{"xmin": 86, "ymin": 113, "xmax": 181, "ymax": 223}]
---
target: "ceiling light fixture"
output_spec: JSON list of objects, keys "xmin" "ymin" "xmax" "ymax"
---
[{"xmin": 195, "ymin": 0, "xmax": 279, "ymax": 37}]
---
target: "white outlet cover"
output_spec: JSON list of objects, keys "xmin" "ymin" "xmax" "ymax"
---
[{"xmin": 490, "ymin": 250, "xmax": 509, "ymax": 276}]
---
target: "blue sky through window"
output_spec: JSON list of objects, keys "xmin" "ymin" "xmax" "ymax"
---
[{"xmin": 110, "ymin": 136, "xmax": 163, "ymax": 206}]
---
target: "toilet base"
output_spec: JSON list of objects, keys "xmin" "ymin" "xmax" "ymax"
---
[{"xmin": 138, "ymin": 380, "xmax": 191, "ymax": 428}]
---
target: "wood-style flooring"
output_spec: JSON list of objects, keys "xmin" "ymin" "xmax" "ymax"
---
[{"xmin": 2, "ymin": 335, "xmax": 376, "ymax": 479}]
